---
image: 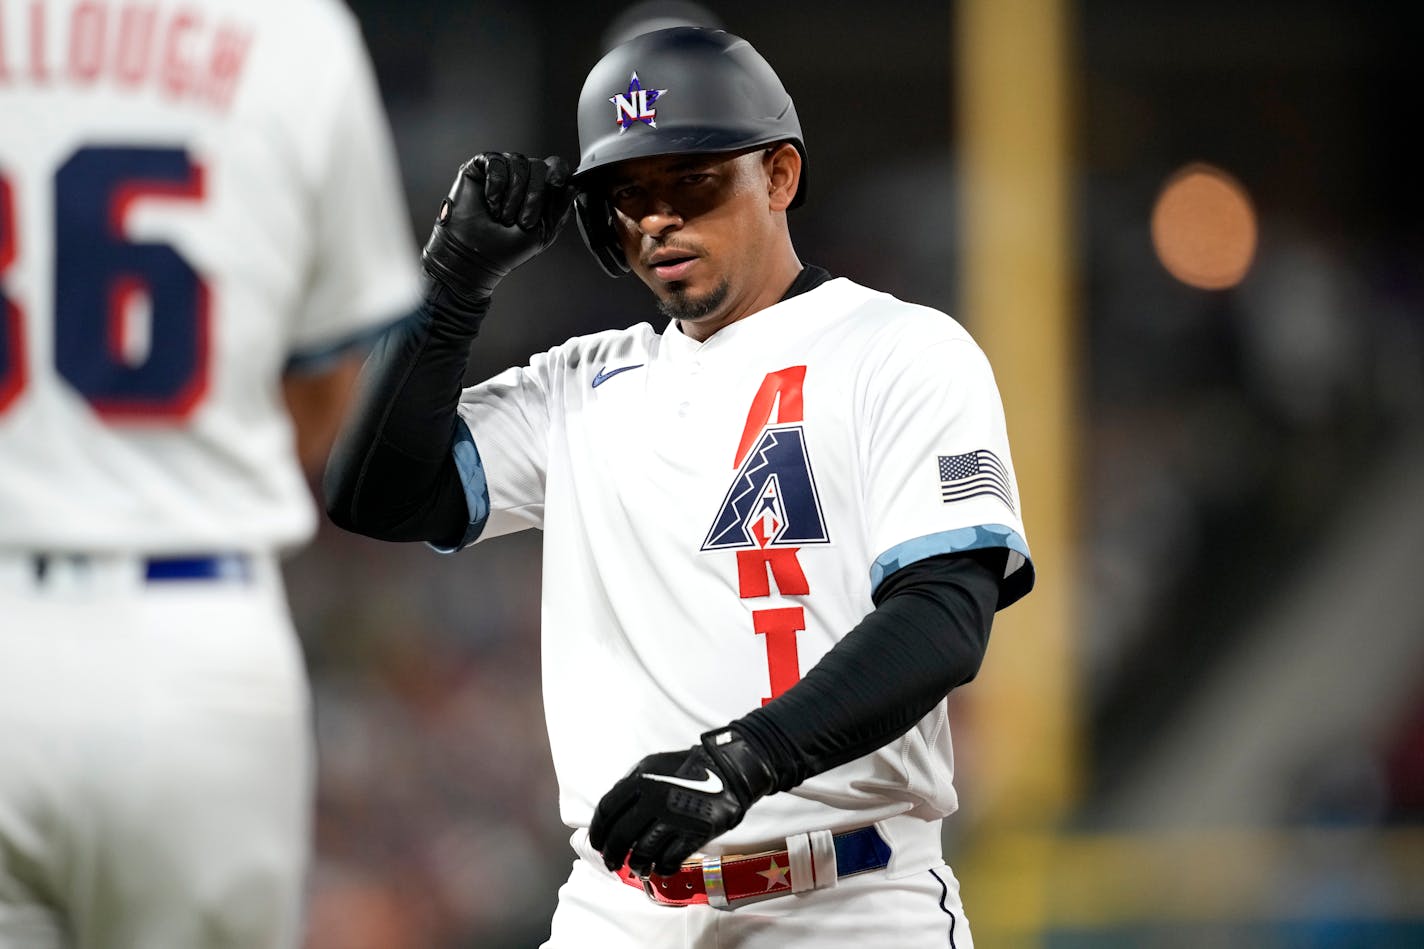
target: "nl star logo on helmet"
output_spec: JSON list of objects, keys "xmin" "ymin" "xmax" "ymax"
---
[{"xmin": 610, "ymin": 72, "xmax": 666, "ymax": 132}]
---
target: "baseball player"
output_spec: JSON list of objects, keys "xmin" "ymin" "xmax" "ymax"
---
[
  {"xmin": 0, "ymin": 1, "xmax": 419, "ymax": 946},
  {"xmin": 326, "ymin": 26, "xmax": 1033, "ymax": 948}
]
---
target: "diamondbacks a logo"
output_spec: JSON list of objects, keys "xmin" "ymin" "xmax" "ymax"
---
[
  {"xmin": 610, "ymin": 72, "xmax": 665, "ymax": 132},
  {"xmin": 702, "ymin": 366, "xmax": 827, "ymax": 551},
  {"xmin": 702, "ymin": 427, "xmax": 829, "ymax": 550}
]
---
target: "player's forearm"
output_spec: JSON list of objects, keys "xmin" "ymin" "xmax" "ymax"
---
[
  {"xmin": 322, "ymin": 283, "xmax": 485, "ymax": 545},
  {"xmin": 729, "ymin": 549, "xmax": 1004, "ymax": 792}
]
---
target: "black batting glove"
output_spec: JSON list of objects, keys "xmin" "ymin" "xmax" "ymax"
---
[
  {"xmin": 421, "ymin": 152, "xmax": 574, "ymax": 303},
  {"xmin": 589, "ymin": 726, "xmax": 779, "ymax": 877}
]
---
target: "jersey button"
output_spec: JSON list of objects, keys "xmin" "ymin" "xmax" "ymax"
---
[{"xmin": 677, "ymin": 402, "xmax": 691, "ymax": 417}]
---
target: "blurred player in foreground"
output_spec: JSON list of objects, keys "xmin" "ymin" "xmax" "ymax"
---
[
  {"xmin": 0, "ymin": 1, "xmax": 418, "ymax": 946},
  {"xmin": 326, "ymin": 25, "xmax": 1033, "ymax": 948}
]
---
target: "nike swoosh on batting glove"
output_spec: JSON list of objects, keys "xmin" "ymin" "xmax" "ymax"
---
[{"xmin": 589, "ymin": 727, "xmax": 778, "ymax": 877}]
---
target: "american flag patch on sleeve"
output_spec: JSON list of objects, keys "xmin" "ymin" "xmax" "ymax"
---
[{"xmin": 938, "ymin": 450, "xmax": 1015, "ymax": 513}]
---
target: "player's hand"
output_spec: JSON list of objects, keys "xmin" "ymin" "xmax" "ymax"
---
[
  {"xmin": 589, "ymin": 728, "xmax": 778, "ymax": 877},
  {"xmin": 421, "ymin": 152, "xmax": 574, "ymax": 301}
]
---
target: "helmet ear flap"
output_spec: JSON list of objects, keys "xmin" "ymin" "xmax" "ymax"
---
[{"xmin": 574, "ymin": 192, "xmax": 629, "ymax": 278}]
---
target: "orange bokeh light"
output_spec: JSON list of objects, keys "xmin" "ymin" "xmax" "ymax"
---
[{"xmin": 1151, "ymin": 163, "xmax": 1258, "ymax": 290}]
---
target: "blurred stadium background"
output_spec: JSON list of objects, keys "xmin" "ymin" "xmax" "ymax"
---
[{"xmin": 288, "ymin": 1, "xmax": 1424, "ymax": 945}]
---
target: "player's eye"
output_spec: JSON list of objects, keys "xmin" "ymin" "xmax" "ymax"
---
[
  {"xmin": 609, "ymin": 184, "xmax": 641, "ymax": 204},
  {"xmin": 680, "ymin": 173, "xmax": 711, "ymax": 187}
]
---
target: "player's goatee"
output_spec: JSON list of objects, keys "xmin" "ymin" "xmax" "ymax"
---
[{"xmin": 657, "ymin": 278, "xmax": 731, "ymax": 323}]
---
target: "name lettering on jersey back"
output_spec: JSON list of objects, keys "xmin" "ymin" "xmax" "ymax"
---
[
  {"xmin": 0, "ymin": 2, "xmax": 252, "ymax": 111},
  {"xmin": 702, "ymin": 366, "xmax": 827, "ymax": 706}
]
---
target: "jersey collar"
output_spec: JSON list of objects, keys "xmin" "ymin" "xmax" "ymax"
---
[{"xmin": 660, "ymin": 264, "xmax": 836, "ymax": 359}]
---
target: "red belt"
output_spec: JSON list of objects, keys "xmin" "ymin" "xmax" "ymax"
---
[{"xmin": 615, "ymin": 825, "xmax": 891, "ymax": 908}]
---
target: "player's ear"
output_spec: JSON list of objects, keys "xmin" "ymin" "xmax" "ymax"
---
[{"xmin": 764, "ymin": 144, "xmax": 800, "ymax": 212}]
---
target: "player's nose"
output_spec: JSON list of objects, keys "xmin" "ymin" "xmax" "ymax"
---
[{"xmin": 636, "ymin": 200, "xmax": 683, "ymax": 238}]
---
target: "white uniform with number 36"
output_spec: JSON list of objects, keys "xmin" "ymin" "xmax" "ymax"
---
[
  {"xmin": 0, "ymin": 1, "xmax": 418, "ymax": 946},
  {"xmin": 451, "ymin": 277, "xmax": 1034, "ymax": 946}
]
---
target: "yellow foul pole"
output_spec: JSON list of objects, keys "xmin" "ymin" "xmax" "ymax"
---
[{"xmin": 954, "ymin": 0, "xmax": 1080, "ymax": 942}]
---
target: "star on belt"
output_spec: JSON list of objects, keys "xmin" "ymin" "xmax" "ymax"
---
[{"xmin": 757, "ymin": 858, "xmax": 790, "ymax": 890}]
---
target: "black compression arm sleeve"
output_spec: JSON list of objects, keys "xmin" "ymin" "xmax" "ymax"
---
[
  {"xmin": 323, "ymin": 281, "xmax": 486, "ymax": 547},
  {"xmin": 728, "ymin": 548, "xmax": 1005, "ymax": 792}
]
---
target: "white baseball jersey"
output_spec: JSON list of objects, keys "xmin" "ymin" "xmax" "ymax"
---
[
  {"xmin": 0, "ymin": 4, "xmax": 416, "ymax": 947},
  {"xmin": 454, "ymin": 276, "xmax": 1033, "ymax": 852},
  {"xmin": 0, "ymin": 0, "xmax": 419, "ymax": 553}
]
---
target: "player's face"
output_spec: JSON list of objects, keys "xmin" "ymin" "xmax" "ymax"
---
[{"xmin": 604, "ymin": 146, "xmax": 799, "ymax": 340}]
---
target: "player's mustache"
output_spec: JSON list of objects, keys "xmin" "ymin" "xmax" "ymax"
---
[{"xmin": 640, "ymin": 239, "xmax": 705, "ymax": 267}]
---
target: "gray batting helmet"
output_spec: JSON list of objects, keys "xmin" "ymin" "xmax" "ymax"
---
[{"xmin": 572, "ymin": 26, "xmax": 807, "ymax": 276}]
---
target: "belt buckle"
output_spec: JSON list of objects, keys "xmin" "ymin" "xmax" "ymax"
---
[
  {"xmin": 637, "ymin": 872, "xmax": 659, "ymax": 902},
  {"xmin": 634, "ymin": 854, "xmax": 727, "ymax": 908}
]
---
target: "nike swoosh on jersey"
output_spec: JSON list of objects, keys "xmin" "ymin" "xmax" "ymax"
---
[
  {"xmin": 592, "ymin": 363, "xmax": 644, "ymax": 388},
  {"xmin": 641, "ymin": 770, "xmax": 725, "ymax": 794}
]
